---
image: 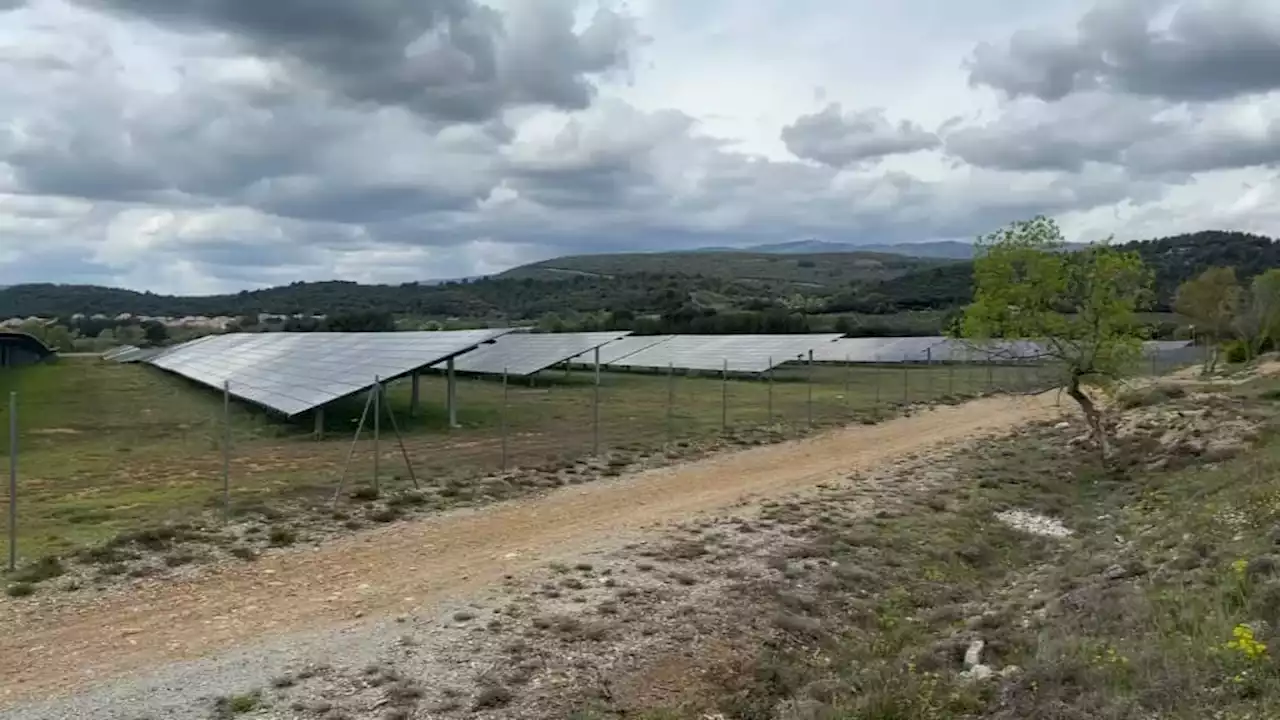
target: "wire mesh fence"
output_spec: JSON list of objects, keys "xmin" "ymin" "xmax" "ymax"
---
[{"xmin": 0, "ymin": 350, "xmax": 1196, "ymax": 568}]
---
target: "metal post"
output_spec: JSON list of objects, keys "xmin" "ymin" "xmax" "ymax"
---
[
  {"xmin": 766, "ymin": 356, "xmax": 774, "ymax": 425},
  {"xmin": 409, "ymin": 371, "xmax": 420, "ymax": 418},
  {"xmin": 721, "ymin": 359, "xmax": 728, "ymax": 432},
  {"xmin": 372, "ymin": 378, "xmax": 381, "ymax": 493},
  {"xmin": 593, "ymin": 346, "xmax": 601, "ymax": 456},
  {"xmin": 843, "ymin": 355, "xmax": 851, "ymax": 408},
  {"xmin": 902, "ymin": 356, "xmax": 909, "ymax": 404},
  {"xmin": 874, "ymin": 365, "xmax": 881, "ymax": 414},
  {"xmin": 987, "ymin": 363, "xmax": 994, "ymax": 393},
  {"xmin": 665, "ymin": 362, "xmax": 674, "ymax": 444},
  {"xmin": 806, "ymin": 350, "xmax": 814, "ymax": 428},
  {"xmin": 313, "ymin": 408, "xmax": 325, "ymax": 440},
  {"xmin": 8, "ymin": 391, "xmax": 17, "ymax": 572},
  {"xmin": 446, "ymin": 358, "xmax": 458, "ymax": 428},
  {"xmin": 331, "ymin": 389, "xmax": 374, "ymax": 506},
  {"xmin": 222, "ymin": 381, "xmax": 231, "ymax": 520},
  {"xmin": 925, "ymin": 347, "xmax": 933, "ymax": 399},
  {"xmin": 500, "ymin": 368, "xmax": 509, "ymax": 471},
  {"xmin": 948, "ymin": 363, "xmax": 954, "ymax": 396},
  {"xmin": 381, "ymin": 383, "xmax": 419, "ymax": 490}
]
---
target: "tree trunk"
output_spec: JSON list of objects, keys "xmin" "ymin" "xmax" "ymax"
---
[{"xmin": 1065, "ymin": 372, "xmax": 1111, "ymax": 462}]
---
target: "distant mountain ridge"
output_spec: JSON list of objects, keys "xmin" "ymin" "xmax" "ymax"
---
[{"xmin": 693, "ymin": 239, "xmax": 978, "ymax": 259}]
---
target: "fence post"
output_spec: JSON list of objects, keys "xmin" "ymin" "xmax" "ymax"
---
[
  {"xmin": 902, "ymin": 357, "xmax": 909, "ymax": 404},
  {"xmin": 806, "ymin": 350, "xmax": 814, "ymax": 428},
  {"xmin": 666, "ymin": 362, "xmax": 674, "ymax": 445},
  {"xmin": 593, "ymin": 346, "xmax": 601, "ymax": 456},
  {"xmin": 987, "ymin": 363, "xmax": 994, "ymax": 393},
  {"xmin": 222, "ymin": 380, "xmax": 231, "ymax": 520},
  {"xmin": 721, "ymin": 359, "xmax": 728, "ymax": 433},
  {"xmin": 372, "ymin": 377, "xmax": 381, "ymax": 493},
  {"xmin": 500, "ymin": 367, "xmax": 509, "ymax": 471},
  {"xmin": 8, "ymin": 391, "xmax": 17, "ymax": 572},
  {"xmin": 766, "ymin": 356, "xmax": 774, "ymax": 425},
  {"xmin": 948, "ymin": 363, "xmax": 954, "ymax": 397},
  {"xmin": 874, "ymin": 365, "xmax": 881, "ymax": 414}
]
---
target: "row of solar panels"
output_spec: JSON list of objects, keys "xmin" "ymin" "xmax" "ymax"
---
[
  {"xmin": 810, "ymin": 337, "xmax": 1194, "ymax": 363},
  {"xmin": 118, "ymin": 331, "xmax": 1197, "ymax": 418}
]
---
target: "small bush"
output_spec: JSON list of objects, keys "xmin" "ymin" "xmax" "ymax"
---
[
  {"xmin": 9, "ymin": 556, "xmax": 65, "ymax": 584},
  {"xmin": 369, "ymin": 507, "xmax": 403, "ymax": 523},
  {"xmin": 1116, "ymin": 384, "xmax": 1187, "ymax": 410},
  {"xmin": 228, "ymin": 546, "xmax": 258, "ymax": 562},
  {"xmin": 267, "ymin": 527, "xmax": 297, "ymax": 547},
  {"xmin": 5, "ymin": 582, "xmax": 35, "ymax": 597},
  {"xmin": 350, "ymin": 486, "xmax": 380, "ymax": 502},
  {"xmin": 164, "ymin": 551, "xmax": 198, "ymax": 567},
  {"xmin": 213, "ymin": 691, "xmax": 262, "ymax": 717},
  {"xmin": 473, "ymin": 683, "xmax": 513, "ymax": 709}
]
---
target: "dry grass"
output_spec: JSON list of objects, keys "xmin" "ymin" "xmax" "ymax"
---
[
  {"xmin": 0, "ymin": 357, "xmax": 1034, "ymax": 566},
  {"xmin": 587, "ymin": 378, "xmax": 1280, "ymax": 720}
]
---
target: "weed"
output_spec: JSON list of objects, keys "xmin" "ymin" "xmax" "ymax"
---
[
  {"xmin": 5, "ymin": 582, "xmax": 35, "ymax": 597},
  {"xmin": 368, "ymin": 507, "xmax": 403, "ymax": 524},
  {"xmin": 164, "ymin": 550, "xmax": 198, "ymax": 567},
  {"xmin": 473, "ymin": 682, "xmax": 514, "ymax": 709},
  {"xmin": 349, "ymin": 486, "xmax": 380, "ymax": 502},
  {"xmin": 7, "ymin": 556, "xmax": 65, "ymax": 584},
  {"xmin": 212, "ymin": 690, "xmax": 262, "ymax": 717},
  {"xmin": 228, "ymin": 546, "xmax": 258, "ymax": 562},
  {"xmin": 266, "ymin": 527, "xmax": 297, "ymax": 547}
]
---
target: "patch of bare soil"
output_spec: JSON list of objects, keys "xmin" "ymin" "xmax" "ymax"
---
[{"xmin": 0, "ymin": 392, "xmax": 1058, "ymax": 709}]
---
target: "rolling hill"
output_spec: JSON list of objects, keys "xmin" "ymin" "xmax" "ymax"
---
[
  {"xmin": 495, "ymin": 250, "xmax": 944, "ymax": 286},
  {"xmin": 1, "ymin": 230, "xmax": 1274, "ymax": 336}
]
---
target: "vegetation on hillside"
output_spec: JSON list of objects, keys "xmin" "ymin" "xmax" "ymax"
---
[{"xmin": 0, "ymin": 230, "xmax": 1271, "ymax": 339}]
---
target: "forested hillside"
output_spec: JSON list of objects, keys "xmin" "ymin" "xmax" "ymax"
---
[{"xmin": 1, "ymin": 230, "xmax": 1274, "ymax": 333}]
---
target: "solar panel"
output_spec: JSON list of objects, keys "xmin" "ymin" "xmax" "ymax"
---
[
  {"xmin": 147, "ymin": 330, "xmax": 510, "ymax": 416},
  {"xmin": 809, "ymin": 337, "xmax": 902, "ymax": 363},
  {"xmin": 441, "ymin": 331, "xmax": 632, "ymax": 376},
  {"xmin": 608, "ymin": 334, "xmax": 844, "ymax": 373},
  {"xmin": 109, "ymin": 346, "xmax": 165, "ymax": 364},
  {"xmin": 592, "ymin": 335, "xmax": 676, "ymax": 365}
]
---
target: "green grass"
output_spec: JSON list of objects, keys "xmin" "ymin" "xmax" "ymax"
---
[{"xmin": 0, "ymin": 357, "xmax": 1037, "ymax": 563}]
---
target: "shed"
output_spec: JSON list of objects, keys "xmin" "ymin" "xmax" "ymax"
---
[{"xmin": 0, "ymin": 332, "xmax": 55, "ymax": 369}]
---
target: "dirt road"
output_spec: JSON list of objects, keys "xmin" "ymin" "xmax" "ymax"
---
[{"xmin": 0, "ymin": 392, "xmax": 1060, "ymax": 707}]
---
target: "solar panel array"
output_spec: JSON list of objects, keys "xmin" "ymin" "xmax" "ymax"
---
[
  {"xmin": 147, "ymin": 330, "xmax": 510, "ymax": 416},
  {"xmin": 606, "ymin": 334, "xmax": 844, "ymax": 373},
  {"xmin": 103, "ymin": 345, "xmax": 166, "ymax": 364},
  {"xmin": 591, "ymin": 335, "xmax": 676, "ymax": 365},
  {"xmin": 439, "ymin": 331, "xmax": 632, "ymax": 376}
]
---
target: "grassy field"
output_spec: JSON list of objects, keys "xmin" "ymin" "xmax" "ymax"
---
[{"xmin": 0, "ymin": 357, "xmax": 1041, "ymax": 563}]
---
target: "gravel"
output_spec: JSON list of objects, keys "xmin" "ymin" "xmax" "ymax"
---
[{"xmin": 995, "ymin": 509, "xmax": 1073, "ymax": 539}]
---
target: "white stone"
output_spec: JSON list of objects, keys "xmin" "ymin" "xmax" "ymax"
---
[{"xmin": 995, "ymin": 509, "xmax": 1073, "ymax": 539}]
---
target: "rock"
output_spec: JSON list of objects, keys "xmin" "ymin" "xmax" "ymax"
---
[
  {"xmin": 960, "ymin": 664, "xmax": 994, "ymax": 682},
  {"xmin": 963, "ymin": 639, "xmax": 985, "ymax": 669}
]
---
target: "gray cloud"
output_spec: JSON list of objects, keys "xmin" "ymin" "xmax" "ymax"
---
[
  {"xmin": 967, "ymin": 0, "xmax": 1280, "ymax": 102},
  {"xmin": 944, "ymin": 92, "xmax": 1280, "ymax": 176},
  {"xmin": 64, "ymin": 0, "xmax": 640, "ymax": 122},
  {"xmin": 780, "ymin": 104, "xmax": 939, "ymax": 167}
]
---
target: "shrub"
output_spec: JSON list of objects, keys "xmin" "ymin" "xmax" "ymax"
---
[
  {"xmin": 5, "ymin": 582, "xmax": 35, "ymax": 597},
  {"xmin": 9, "ymin": 556, "xmax": 65, "ymax": 584},
  {"xmin": 267, "ymin": 527, "xmax": 297, "ymax": 547}
]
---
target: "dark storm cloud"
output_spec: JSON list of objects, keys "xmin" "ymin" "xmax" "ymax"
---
[
  {"xmin": 65, "ymin": 0, "xmax": 640, "ymax": 122},
  {"xmin": 967, "ymin": 0, "xmax": 1280, "ymax": 102},
  {"xmin": 780, "ymin": 104, "xmax": 939, "ymax": 167}
]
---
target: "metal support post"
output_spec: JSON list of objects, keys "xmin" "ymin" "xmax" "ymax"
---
[
  {"xmin": 593, "ymin": 346, "xmax": 601, "ymax": 455},
  {"xmin": 902, "ymin": 356, "xmax": 910, "ymax": 404},
  {"xmin": 446, "ymin": 358, "xmax": 458, "ymax": 428},
  {"xmin": 501, "ymin": 368, "xmax": 509, "ymax": 470},
  {"xmin": 222, "ymin": 381, "xmax": 231, "ymax": 519},
  {"xmin": 766, "ymin": 357, "xmax": 774, "ymax": 425},
  {"xmin": 806, "ymin": 350, "xmax": 814, "ymax": 427},
  {"xmin": 313, "ymin": 408, "xmax": 325, "ymax": 440},
  {"xmin": 8, "ymin": 391, "xmax": 17, "ymax": 571},
  {"xmin": 372, "ymin": 377, "xmax": 381, "ymax": 493},
  {"xmin": 409, "ymin": 371, "xmax": 420, "ymax": 417},
  {"xmin": 665, "ymin": 362, "xmax": 674, "ymax": 444},
  {"xmin": 721, "ymin": 359, "xmax": 728, "ymax": 432}
]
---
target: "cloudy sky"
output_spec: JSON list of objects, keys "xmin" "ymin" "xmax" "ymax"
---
[{"xmin": 0, "ymin": 0, "xmax": 1278, "ymax": 294}]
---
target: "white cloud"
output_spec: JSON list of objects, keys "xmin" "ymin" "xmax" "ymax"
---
[{"xmin": 0, "ymin": 0, "xmax": 1277, "ymax": 293}]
